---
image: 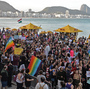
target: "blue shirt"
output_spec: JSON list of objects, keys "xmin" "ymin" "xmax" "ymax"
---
[{"xmin": 49, "ymin": 65, "xmax": 53, "ymax": 75}]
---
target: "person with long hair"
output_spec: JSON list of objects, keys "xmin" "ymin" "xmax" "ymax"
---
[
  {"xmin": 66, "ymin": 78, "xmax": 74, "ymax": 89},
  {"xmin": 16, "ymin": 69, "xmax": 24, "ymax": 89},
  {"xmin": 73, "ymin": 70, "xmax": 81, "ymax": 89}
]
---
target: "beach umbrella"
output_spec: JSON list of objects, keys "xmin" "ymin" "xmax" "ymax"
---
[
  {"xmin": 20, "ymin": 23, "xmax": 42, "ymax": 30},
  {"xmin": 40, "ymin": 31, "xmax": 46, "ymax": 34},
  {"xmin": 46, "ymin": 31, "xmax": 53, "ymax": 33},
  {"xmin": 19, "ymin": 26, "xmax": 27, "ymax": 30},
  {"xmin": 25, "ymin": 23, "xmax": 42, "ymax": 30},
  {"xmin": 12, "ymin": 28, "xmax": 17, "ymax": 31},
  {"xmin": 85, "ymin": 40, "xmax": 88, "ymax": 43},
  {"xmin": 54, "ymin": 29, "xmax": 60, "ymax": 32},
  {"xmin": 88, "ymin": 34, "xmax": 90, "ymax": 39},
  {"xmin": 6, "ymin": 27, "xmax": 11, "ymax": 30},
  {"xmin": 54, "ymin": 25, "xmax": 83, "ymax": 33}
]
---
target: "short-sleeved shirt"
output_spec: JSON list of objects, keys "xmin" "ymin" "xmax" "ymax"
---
[
  {"xmin": 1, "ymin": 69, "xmax": 8, "ymax": 82},
  {"xmin": 25, "ymin": 74, "xmax": 32, "ymax": 87},
  {"xmin": 37, "ymin": 75, "xmax": 46, "ymax": 83}
]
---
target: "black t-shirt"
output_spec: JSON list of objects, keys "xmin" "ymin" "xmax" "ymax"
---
[
  {"xmin": 25, "ymin": 74, "xmax": 32, "ymax": 87},
  {"xmin": 8, "ymin": 65, "xmax": 13, "ymax": 75}
]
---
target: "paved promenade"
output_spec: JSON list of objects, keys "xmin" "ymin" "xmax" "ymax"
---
[
  {"xmin": 0, "ymin": 81, "xmax": 35, "ymax": 89},
  {"xmin": 0, "ymin": 81, "xmax": 16, "ymax": 89}
]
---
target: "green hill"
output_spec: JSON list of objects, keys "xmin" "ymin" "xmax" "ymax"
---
[
  {"xmin": 0, "ymin": 1, "xmax": 19, "ymax": 12},
  {"xmin": 39, "ymin": 6, "xmax": 90, "ymax": 15}
]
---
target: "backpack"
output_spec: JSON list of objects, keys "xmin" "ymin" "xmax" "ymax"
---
[{"xmin": 39, "ymin": 83, "xmax": 45, "ymax": 89}]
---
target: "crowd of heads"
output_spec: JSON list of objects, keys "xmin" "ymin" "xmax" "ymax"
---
[{"xmin": 0, "ymin": 28, "xmax": 90, "ymax": 89}]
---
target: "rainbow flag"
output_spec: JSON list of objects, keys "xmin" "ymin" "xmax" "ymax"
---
[
  {"xmin": 17, "ymin": 19, "xmax": 22, "ymax": 23},
  {"xmin": 5, "ymin": 37, "xmax": 14, "ymax": 52},
  {"xmin": 28, "ymin": 55, "xmax": 42, "ymax": 76}
]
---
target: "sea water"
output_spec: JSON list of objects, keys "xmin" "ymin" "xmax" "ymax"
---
[{"xmin": 0, "ymin": 18, "xmax": 90, "ymax": 38}]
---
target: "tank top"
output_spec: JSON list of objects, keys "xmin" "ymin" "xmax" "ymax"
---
[
  {"xmin": 66, "ymin": 83, "xmax": 72, "ymax": 89},
  {"xmin": 16, "ymin": 73, "xmax": 24, "ymax": 83}
]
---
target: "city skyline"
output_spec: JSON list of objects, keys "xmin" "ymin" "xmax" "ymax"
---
[{"xmin": 2, "ymin": 0, "xmax": 90, "ymax": 12}]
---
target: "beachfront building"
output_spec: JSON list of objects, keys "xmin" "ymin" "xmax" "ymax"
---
[
  {"xmin": 65, "ymin": 10, "xmax": 70, "ymax": 18},
  {"xmin": 28, "ymin": 9, "xmax": 32, "ymax": 13},
  {"xmin": 26, "ymin": 13, "xmax": 32, "ymax": 17},
  {"xmin": 7, "ymin": 11, "xmax": 12, "ymax": 17},
  {"xmin": 20, "ymin": 11, "xmax": 24, "ymax": 17},
  {"xmin": 54, "ymin": 14, "xmax": 61, "ymax": 18},
  {"xmin": 0, "ymin": 10, "xmax": 2, "ymax": 17},
  {"xmin": 15, "ymin": 11, "xmax": 19, "ymax": 17},
  {"xmin": 2, "ymin": 12, "xmax": 7, "ymax": 17},
  {"xmin": 41, "ymin": 13, "xmax": 51, "ymax": 18}
]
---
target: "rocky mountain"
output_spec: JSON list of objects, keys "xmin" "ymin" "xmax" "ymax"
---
[
  {"xmin": 0, "ymin": 1, "xmax": 90, "ymax": 15},
  {"xmin": 39, "ymin": 6, "xmax": 90, "ymax": 15},
  {"xmin": 0, "ymin": 1, "xmax": 19, "ymax": 12},
  {"xmin": 80, "ymin": 4, "xmax": 90, "ymax": 14}
]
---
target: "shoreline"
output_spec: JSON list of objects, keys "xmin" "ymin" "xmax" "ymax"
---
[{"xmin": 0, "ymin": 17, "xmax": 90, "ymax": 19}]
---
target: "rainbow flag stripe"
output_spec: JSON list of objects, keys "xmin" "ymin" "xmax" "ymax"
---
[
  {"xmin": 5, "ymin": 37, "xmax": 14, "ymax": 52},
  {"xmin": 28, "ymin": 55, "xmax": 42, "ymax": 76}
]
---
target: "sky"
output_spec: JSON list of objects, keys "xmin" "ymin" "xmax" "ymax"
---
[{"xmin": 2, "ymin": 0, "xmax": 90, "ymax": 12}]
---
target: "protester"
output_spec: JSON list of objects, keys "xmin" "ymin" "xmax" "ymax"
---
[
  {"xmin": 35, "ymin": 77, "xmax": 48, "ymax": 89},
  {"xmin": 7, "ymin": 62, "xmax": 13, "ymax": 87},
  {"xmin": 37, "ymin": 70, "xmax": 46, "ymax": 83},
  {"xmin": 0, "ymin": 28, "xmax": 90, "ymax": 89},
  {"xmin": 73, "ymin": 69, "xmax": 82, "ymax": 89},
  {"xmin": 0, "ymin": 65, "xmax": 8, "ymax": 89},
  {"xmin": 66, "ymin": 78, "xmax": 74, "ymax": 89},
  {"xmin": 57, "ymin": 67, "xmax": 66, "ymax": 89},
  {"xmin": 86, "ymin": 68, "xmax": 90, "ymax": 89},
  {"xmin": 25, "ymin": 69, "xmax": 34, "ymax": 89},
  {"xmin": 61, "ymin": 81, "xmax": 68, "ymax": 89},
  {"xmin": 16, "ymin": 69, "xmax": 24, "ymax": 89}
]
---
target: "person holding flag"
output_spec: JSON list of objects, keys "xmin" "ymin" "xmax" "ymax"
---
[{"xmin": 25, "ymin": 69, "xmax": 34, "ymax": 89}]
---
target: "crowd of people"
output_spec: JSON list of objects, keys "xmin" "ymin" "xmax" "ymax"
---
[{"xmin": 0, "ymin": 28, "xmax": 90, "ymax": 89}]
